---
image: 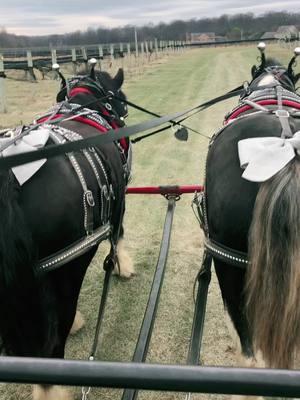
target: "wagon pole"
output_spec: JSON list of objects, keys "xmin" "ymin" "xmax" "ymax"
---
[
  {"xmin": 122, "ymin": 185, "xmax": 204, "ymax": 400},
  {"xmin": 187, "ymin": 250, "xmax": 212, "ymax": 364},
  {"xmin": 122, "ymin": 191, "xmax": 177, "ymax": 400},
  {"xmin": 184, "ymin": 251, "xmax": 212, "ymax": 400}
]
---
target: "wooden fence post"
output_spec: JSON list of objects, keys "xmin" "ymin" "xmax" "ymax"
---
[
  {"xmin": 26, "ymin": 50, "xmax": 36, "ymax": 80},
  {"xmin": 127, "ymin": 43, "xmax": 131, "ymax": 58},
  {"xmin": 98, "ymin": 45, "xmax": 103, "ymax": 71},
  {"xmin": 71, "ymin": 48, "xmax": 77, "ymax": 74},
  {"xmin": 110, "ymin": 44, "xmax": 114, "ymax": 67},
  {"xmin": 51, "ymin": 49, "xmax": 57, "ymax": 65},
  {"xmin": 81, "ymin": 47, "xmax": 88, "ymax": 72},
  {"xmin": 119, "ymin": 42, "xmax": 124, "ymax": 69},
  {"xmin": 0, "ymin": 54, "xmax": 6, "ymax": 114}
]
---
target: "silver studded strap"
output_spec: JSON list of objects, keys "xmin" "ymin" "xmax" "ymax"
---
[
  {"xmin": 205, "ymin": 238, "xmax": 248, "ymax": 268},
  {"xmin": 47, "ymin": 125, "xmax": 95, "ymax": 235},
  {"xmin": 38, "ymin": 223, "xmax": 111, "ymax": 273},
  {"xmin": 62, "ymin": 129, "xmax": 111, "ymax": 224}
]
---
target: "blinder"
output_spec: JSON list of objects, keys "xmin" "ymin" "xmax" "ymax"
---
[
  {"xmin": 249, "ymin": 66, "xmax": 295, "ymax": 94},
  {"xmin": 56, "ymin": 74, "xmax": 127, "ymax": 126},
  {"xmin": 56, "ymin": 75, "xmax": 107, "ymax": 103}
]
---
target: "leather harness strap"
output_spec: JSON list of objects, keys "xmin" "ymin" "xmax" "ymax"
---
[
  {"xmin": 48, "ymin": 125, "xmax": 97, "ymax": 236},
  {"xmin": 205, "ymin": 239, "xmax": 248, "ymax": 268}
]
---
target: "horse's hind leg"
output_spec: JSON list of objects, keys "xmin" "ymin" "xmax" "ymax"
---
[
  {"xmin": 32, "ymin": 249, "xmax": 98, "ymax": 400},
  {"xmin": 214, "ymin": 260, "xmax": 267, "ymax": 399},
  {"xmin": 214, "ymin": 260, "xmax": 253, "ymax": 360}
]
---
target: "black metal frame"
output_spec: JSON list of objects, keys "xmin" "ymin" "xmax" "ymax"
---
[
  {"xmin": 0, "ymin": 358, "xmax": 300, "ymax": 398},
  {"xmin": 0, "ymin": 186, "xmax": 299, "ymax": 398}
]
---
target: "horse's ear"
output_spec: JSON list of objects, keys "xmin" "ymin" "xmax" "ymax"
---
[
  {"xmin": 294, "ymin": 73, "xmax": 300, "ymax": 85},
  {"xmin": 114, "ymin": 68, "xmax": 124, "ymax": 88},
  {"xmin": 251, "ymin": 65, "xmax": 258, "ymax": 78}
]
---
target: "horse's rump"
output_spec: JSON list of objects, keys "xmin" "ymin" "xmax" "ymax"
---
[
  {"xmin": 19, "ymin": 122, "xmax": 126, "ymax": 260},
  {"xmin": 205, "ymin": 97, "xmax": 300, "ymax": 367},
  {"xmin": 205, "ymin": 111, "xmax": 300, "ymax": 252}
]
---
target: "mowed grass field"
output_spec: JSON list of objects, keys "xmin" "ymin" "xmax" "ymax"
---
[{"xmin": 0, "ymin": 44, "xmax": 297, "ymax": 400}]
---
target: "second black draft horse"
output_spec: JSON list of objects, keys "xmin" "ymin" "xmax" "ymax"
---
[
  {"xmin": 0, "ymin": 66, "xmax": 133, "ymax": 400},
  {"xmin": 204, "ymin": 45, "xmax": 300, "ymax": 371}
]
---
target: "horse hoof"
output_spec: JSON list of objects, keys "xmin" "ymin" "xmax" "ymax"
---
[
  {"xmin": 112, "ymin": 265, "xmax": 135, "ymax": 279},
  {"xmin": 33, "ymin": 385, "xmax": 74, "ymax": 400}
]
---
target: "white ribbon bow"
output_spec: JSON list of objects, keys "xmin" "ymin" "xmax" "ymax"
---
[
  {"xmin": 238, "ymin": 131, "xmax": 300, "ymax": 182},
  {"xmin": 1, "ymin": 128, "xmax": 49, "ymax": 185}
]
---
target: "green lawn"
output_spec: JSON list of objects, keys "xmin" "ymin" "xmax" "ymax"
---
[{"xmin": 0, "ymin": 43, "xmax": 297, "ymax": 400}]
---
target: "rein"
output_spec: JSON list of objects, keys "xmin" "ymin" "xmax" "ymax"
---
[
  {"xmin": 115, "ymin": 85, "xmax": 245, "ymax": 143},
  {"xmin": 0, "ymin": 84, "xmax": 247, "ymax": 171}
]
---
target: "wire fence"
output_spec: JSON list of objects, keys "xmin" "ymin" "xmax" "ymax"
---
[{"xmin": 0, "ymin": 40, "xmax": 187, "ymax": 113}]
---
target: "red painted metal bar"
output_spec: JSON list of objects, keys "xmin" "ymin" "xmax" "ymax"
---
[{"xmin": 126, "ymin": 185, "xmax": 204, "ymax": 195}]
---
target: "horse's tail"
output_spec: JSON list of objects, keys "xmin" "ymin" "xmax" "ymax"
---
[
  {"xmin": 0, "ymin": 172, "xmax": 55, "ymax": 356},
  {"xmin": 247, "ymin": 158, "xmax": 300, "ymax": 368}
]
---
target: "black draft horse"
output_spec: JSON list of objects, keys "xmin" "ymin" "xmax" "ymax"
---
[
  {"xmin": 204, "ymin": 49, "xmax": 300, "ymax": 371},
  {"xmin": 0, "ymin": 67, "xmax": 133, "ymax": 400}
]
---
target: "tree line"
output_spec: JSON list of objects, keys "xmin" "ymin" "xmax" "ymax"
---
[{"xmin": 1, "ymin": 11, "xmax": 300, "ymax": 48}]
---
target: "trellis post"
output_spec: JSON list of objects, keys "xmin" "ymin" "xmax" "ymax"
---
[
  {"xmin": 0, "ymin": 54, "xmax": 6, "ymax": 114},
  {"xmin": 140, "ymin": 42, "xmax": 144, "ymax": 65},
  {"xmin": 145, "ymin": 41, "xmax": 149, "ymax": 61},
  {"xmin": 110, "ymin": 44, "xmax": 114, "ymax": 67},
  {"xmin": 98, "ymin": 45, "xmax": 103, "ymax": 71}
]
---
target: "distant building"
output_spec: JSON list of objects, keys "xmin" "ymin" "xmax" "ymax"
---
[
  {"xmin": 261, "ymin": 32, "xmax": 277, "ymax": 40},
  {"xmin": 275, "ymin": 25, "xmax": 299, "ymax": 39},
  {"xmin": 187, "ymin": 32, "xmax": 216, "ymax": 43},
  {"xmin": 215, "ymin": 35, "xmax": 228, "ymax": 42}
]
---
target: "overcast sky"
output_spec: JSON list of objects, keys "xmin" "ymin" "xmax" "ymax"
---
[{"xmin": 1, "ymin": 0, "xmax": 300, "ymax": 36}]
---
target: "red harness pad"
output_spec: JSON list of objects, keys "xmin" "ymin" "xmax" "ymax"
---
[
  {"xmin": 224, "ymin": 99, "xmax": 300, "ymax": 124},
  {"xmin": 37, "ymin": 87, "xmax": 129, "ymax": 152}
]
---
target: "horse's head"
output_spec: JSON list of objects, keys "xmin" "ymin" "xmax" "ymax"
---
[
  {"xmin": 56, "ymin": 66, "xmax": 128, "ymax": 123},
  {"xmin": 249, "ymin": 45, "xmax": 300, "ymax": 93}
]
